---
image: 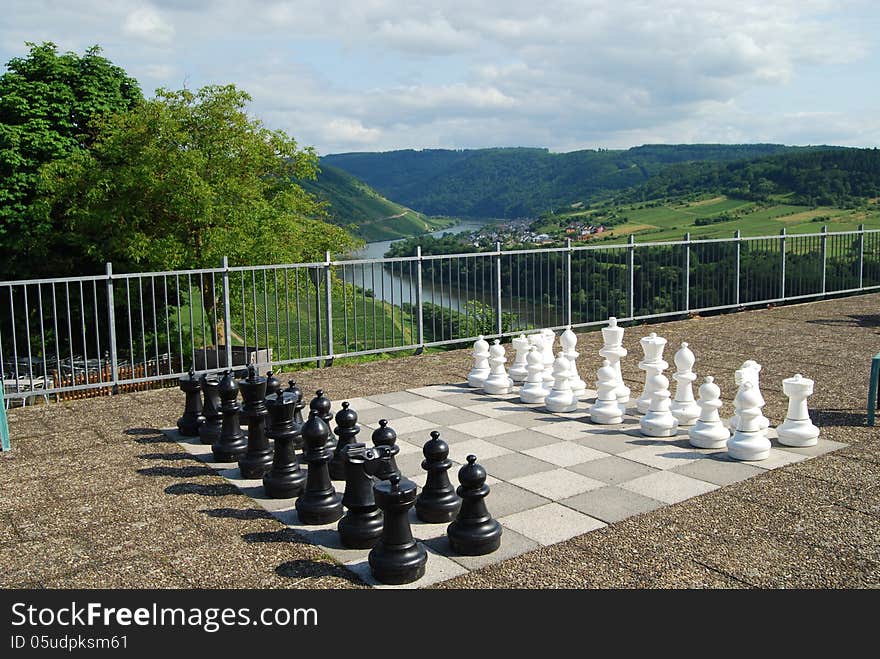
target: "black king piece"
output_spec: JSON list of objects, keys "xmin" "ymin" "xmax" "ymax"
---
[
  {"xmin": 369, "ymin": 474, "xmax": 427, "ymax": 585},
  {"xmin": 263, "ymin": 390, "xmax": 307, "ymax": 499},
  {"xmin": 295, "ymin": 409, "xmax": 344, "ymax": 525},
  {"xmin": 238, "ymin": 365, "xmax": 273, "ymax": 479},
  {"xmin": 212, "ymin": 370, "xmax": 247, "ymax": 462},
  {"xmin": 176, "ymin": 368, "xmax": 205, "ymax": 436}
]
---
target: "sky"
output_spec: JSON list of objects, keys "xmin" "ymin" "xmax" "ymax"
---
[{"xmin": 2, "ymin": 0, "xmax": 879, "ymax": 155}]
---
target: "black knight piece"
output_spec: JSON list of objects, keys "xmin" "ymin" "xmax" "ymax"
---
[
  {"xmin": 447, "ymin": 455, "xmax": 502, "ymax": 556},
  {"xmin": 198, "ymin": 373, "xmax": 222, "ymax": 445},
  {"xmin": 370, "ymin": 419, "xmax": 400, "ymax": 480},
  {"xmin": 295, "ymin": 410, "xmax": 344, "ymax": 525},
  {"xmin": 177, "ymin": 368, "xmax": 205, "ymax": 436},
  {"xmin": 212, "ymin": 370, "xmax": 247, "ymax": 462},
  {"xmin": 337, "ymin": 443, "xmax": 384, "ymax": 549},
  {"xmin": 238, "ymin": 365, "xmax": 273, "ymax": 479},
  {"xmin": 329, "ymin": 402, "xmax": 359, "ymax": 481},
  {"xmin": 263, "ymin": 391, "xmax": 307, "ymax": 499},
  {"xmin": 369, "ymin": 474, "xmax": 427, "ymax": 585},
  {"xmin": 415, "ymin": 431, "xmax": 461, "ymax": 523}
]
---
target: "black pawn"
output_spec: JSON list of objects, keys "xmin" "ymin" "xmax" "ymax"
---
[
  {"xmin": 371, "ymin": 419, "xmax": 400, "ymax": 480},
  {"xmin": 238, "ymin": 365, "xmax": 273, "ymax": 479},
  {"xmin": 212, "ymin": 370, "xmax": 247, "ymax": 462},
  {"xmin": 263, "ymin": 391, "xmax": 306, "ymax": 498},
  {"xmin": 309, "ymin": 389, "xmax": 335, "ymax": 451},
  {"xmin": 329, "ymin": 402, "xmax": 359, "ymax": 481},
  {"xmin": 286, "ymin": 380, "xmax": 304, "ymax": 427},
  {"xmin": 337, "ymin": 443, "xmax": 384, "ymax": 549},
  {"xmin": 177, "ymin": 368, "xmax": 205, "ymax": 436},
  {"xmin": 264, "ymin": 371, "xmax": 281, "ymax": 433},
  {"xmin": 447, "ymin": 455, "xmax": 502, "ymax": 556},
  {"xmin": 295, "ymin": 410, "xmax": 344, "ymax": 525},
  {"xmin": 198, "ymin": 373, "xmax": 222, "ymax": 445},
  {"xmin": 415, "ymin": 431, "xmax": 461, "ymax": 523},
  {"xmin": 369, "ymin": 474, "xmax": 427, "ymax": 585}
]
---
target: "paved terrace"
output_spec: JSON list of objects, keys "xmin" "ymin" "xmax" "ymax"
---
[{"xmin": 1, "ymin": 294, "xmax": 878, "ymax": 589}]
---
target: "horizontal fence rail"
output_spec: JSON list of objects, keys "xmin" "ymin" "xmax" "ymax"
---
[{"xmin": 2, "ymin": 227, "xmax": 879, "ymax": 404}]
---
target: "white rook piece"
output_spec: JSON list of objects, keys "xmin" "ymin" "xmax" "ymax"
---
[
  {"xmin": 467, "ymin": 335, "xmax": 491, "ymax": 388},
  {"xmin": 599, "ymin": 316, "xmax": 630, "ymax": 413},
  {"xmin": 639, "ymin": 368, "xmax": 678, "ymax": 437},
  {"xmin": 509, "ymin": 334, "xmax": 530, "ymax": 383},
  {"xmin": 540, "ymin": 329, "xmax": 557, "ymax": 393},
  {"xmin": 590, "ymin": 360, "xmax": 624, "ymax": 424},
  {"xmin": 688, "ymin": 376, "xmax": 731, "ymax": 449},
  {"xmin": 560, "ymin": 326, "xmax": 587, "ymax": 398},
  {"xmin": 777, "ymin": 374, "xmax": 820, "ymax": 447},
  {"xmin": 544, "ymin": 355, "xmax": 578, "ymax": 413},
  {"xmin": 520, "ymin": 346, "xmax": 547, "ymax": 404},
  {"xmin": 670, "ymin": 342, "xmax": 701, "ymax": 426},
  {"xmin": 483, "ymin": 340, "xmax": 512, "ymax": 395},
  {"xmin": 727, "ymin": 381, "xmax": 771, "ymax": 461},
  {"xmin": 636, "ymin": 332, "xmax": 668, "ymax": 414}
]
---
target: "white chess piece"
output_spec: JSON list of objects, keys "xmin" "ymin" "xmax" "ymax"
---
[
  {"xmin": 540, "ymin": 329, "xmax": 556, "ymax": 393},
  {"xmin": 483, "ymin": 340, "xmax": 512, "ymax": 395},
  {"xmin": 560, "ymin": 326, "xmax": 587, "ymax": 398},
  {"xmin": 636, "ymin": 333, "xmax": 668, "ymax": 414},
  {"xmin": 590, "ymin": 360, "xmax": 623, "ymax": 424},
  {"xmin": 508, "ymin": 334, "xmax": 530, "ymax": 383},
  {"xmin": 727, "ymin": 381, "xmax": 771, "ymax": 461},
  {"xmin": 520, "ymin": 346, "xmax": 547, "ymax": 404},
  {"xmin": 467, "ymin": 335, "xmax": 490, "ymax": 388},
  {"xmin": 544, "ymin": 355, "xmax": 578, "ymax": 413},
  {"xmin": 639, "ymin": 367, "xmax": 678, "ymax": 437},
  {"xmin": 777, "ymin": 374, "xmax": 820, "ymax": 447},
  {"xmin": 688, "ymin": 376, "xmax": 731, "ymax": 449},
  {"xmin": 728, "ymin": 361, "xmax": 769, "ymax": 436},
  {"xmin": 670, "ymin": 342, "xmax": 701, "ymax": 426},
  {"xmin": 599, "ymin": 316, "xmax": 630, "ymax": 413}
]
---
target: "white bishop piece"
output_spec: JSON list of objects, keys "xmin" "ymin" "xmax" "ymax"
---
[
  {"xmin": 728, "ymin": 361, "xmax": 770, "ymax": 437},
  {"xmin": 590, "ymin": 360, "xmax": 623, "ymax": 424},
  {"xmin": 544, "ymin": 355, "xmax": 578, "ymax": 413},
  {"xmin": 483, "ymin": 340, "xmax": 512, "ymax": 395},
  {"xmin": 560, "ymin": 327, "xmax": 587, "ymax": 398},
  {"xmin": 508, "ymin": 334, "xmax": 530, "ymax": 383},
  {"xmin": 636, "ymin": 333, "xmax": 668, "ymax": 414},
  {"xmin": 599, "ymin": 316, "xmax": 630, "ymax": 413},
  {"xmin": 540, "ymin": 329, "xmax": 556, "ymax": 392},
  {"xmin": 467, "ymin": 335, "xmax": 490, "ymax": 388},
  {"xmin": 777, "ymin": 374, "xmax": 820, "ymax": 447},
  {"xmin": 520, "ymin": 346, "xmax": 547, "ymax": 404},
  {"xmin": 639, "ymin": 368, "xmax": 678, "ymax": 437},
  {"xmin": 670, "ymin": 342, "xmax": 701, "ymax": 426},
  {"xmin": 727, "ymin": 381, "xmax": 771, "ymax": 461},
  {"xmin": 688, "ymin": 376, "xmax": 731, "ymax": 449}
]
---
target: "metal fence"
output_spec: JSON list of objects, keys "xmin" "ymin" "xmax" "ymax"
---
[{"xmin": 2, "ymin": 226, "xmax": 878, "ymax": 404}]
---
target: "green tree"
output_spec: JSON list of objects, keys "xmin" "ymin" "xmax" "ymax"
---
[{"xmin": 0, "ymin": 42, "xmax": 142, "ymax": 278}]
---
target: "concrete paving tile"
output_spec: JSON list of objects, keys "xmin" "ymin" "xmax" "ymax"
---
[
  {"xmin": 353, "ymin": 406, "xmax": 410, "ymax": 427},
  {"xmin": 480, "ymin": 452, "xmax": 556, "ymax": 481},
  {"xmin": 345, "ymin": 545, "xmax": 469, "ymax": 589},
  {"xmin": 771, "ymin": 438, "xmax": 848, "ymax": 458},
  {"xmin": 365, "ymin": 391, "xmax": 429, "ymax": 406},
  {"xmin": 497, "ymin": 407, "xmax": 570, "ymax": 428},
  {"xmin": 417, "ymin": 408, "xmax": 487, "ymax": 427},
  {"xmin": 464, "ymin": 399, "xmax": 534, "ymax": 418},
  {"xmin": 523, "ymin": 441, "xmax": 608, "ymax": 467},
  {"xmin": 499, "ymin": 502, "xmax": 606, "ymax": 546},
  {"xmin": 510, "ymin": 468, "xmax": 605, "ymax": 501},
  {"xmin": 560, "ymin": 486, "xmax": 666, "ymax": 523},
  {"xmin": 530, "ymin": 419, "xmax": 596, "ymax": 440},
  {"xmin": 749, "ymin": 448, "xmax": 810, "ymax": 470},
  {"xmin": 621, "ymin": 471, "xmax": 719, "ymax": 504},
  {"xmin": 425, "ymin": 527, "xmax": 540, "ymax": 570},
  {"xmin": 295, "ymin": 528, "xmax": 372, "ymax": 565},
  {"xmin": 448, "ymin": 417, "xmax": 522, "ymax": 438},
  {"xmin": 397, "ymin": 451, "xmax": 428, "ymax": 478},
  {"xmin": 567, "ymin": 455, "xmax": 659, "ymax": 485},
  {"xmin": 617, "ymin": 443, "xmax": 711, "ymax": 470},
  {"xmin": 398, "ymin": 427, "xmax": 473, "ymax": 446},
  {"xmin": 364, "ymin": 415, "xmax": 435, "ymax": 435},
  {"xmin": 446, "ymin": 438, "xmax": 512, "ymax": 464},
  {"xmin": 387, "ymin": 398, "xmax": 458, "ymax": 415},
  {"xmin": 671, "ymin": 458, "xmax": 766, "ymax": 486},
  {"xmin": 477, "ymin": 481, "xmax": 551, "ymax": 519},
  {"xmin": 406, "ymin": 384, "xmax": 468, "ymax": 398},
  {"xmin": 482, "ymin": 428, "xmax": 561, "ymax": 451},
  {"xmin": 573, "ymin": 432, "xmax": 644, "ymax": 455},
  {"xmin": 342, "ymin": 396, "xmax": 383, "ymax": 411}
]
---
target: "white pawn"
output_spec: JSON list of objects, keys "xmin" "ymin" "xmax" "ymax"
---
[
  {"xmin": 727, "ymin": 381, "xmax": 771, "ymax": 461},
  {"xmin": 544, "ymin": 355, "xmax": 578, "ymax": 413},
  {"xmin": 670, "ymin": 342, "xmax": 701, "ymax": 426},
  {"xmin": 560, "ymin": 326, "xmax": 587, "ymax": 398},
  {"xmin": 688, "ymin": 376, "xmax": 731, "ymax": 449},
  {"xmin": 483, "ymin": 340, "xmax": 512, "ymax": 395},
  {"xmin": 599, "ymin": 316, "xmax": 630, "ymax": 413},
  {"xmin": 640, "ymin": 368, "xmax": 678, "ymax": 437},
  {"xmin": 636, "ymin": 332, "xmax": 668, "ymax": 414},
  {"xmin": 590, "ymin": 360, "xmax": 623, "ymax": 425},
  {"xmin": 508, "ymin": 334, "xmax": 530, "ymax": 383},
  {"xmin": 520, "ymin": 346, "xmax": 547, "ymax": 404},
  {"xmin": 467, "ymin": 335, "xmax": 490, "ymax": 388},
  {"xmin": 540, "ymin": 329, "xmax": 556, "ymax": 392},
  {"xmin": 777, "ymin": 374, "xmax": 820, "ymax": 447}
]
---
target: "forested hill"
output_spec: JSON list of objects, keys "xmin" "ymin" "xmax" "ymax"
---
[{"xmin": 322, "ymin": 144, "xmax": 811, "ymax": 218}]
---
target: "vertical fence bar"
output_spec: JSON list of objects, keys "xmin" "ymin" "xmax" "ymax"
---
[
  {"xmin": 495, "ymin": 241, "xmax": 503, "ymax": 336},
  {"xmin": 627, "ymin": 235, "xmax": 635, "ymax": 319},
  {"xmin": 820, "ymin": 226, "xmax": 827, "ymax": 295},
  {"xmin": 415, "ymin": 246, "xmax": 424, "ymax": 351},
  {"xmin": 105, "ymin": 263, "xmax": 118, "ymax": 392},
  {"xmin": 734, "ymin": 230, "xmax": 741, "ymax": 306},
  {"xmin": 683, "ymin": 232, "xmax": 691, "ymax": 313},
  {"xmin": 324, "ymin": 251, "xmax": 333, "ymax": 364},
  {"xmin": 565, "ymin": 239, "xmax": 573, "ymax": 326},
  {"xmin": 222, "ymin": 257, "xmax": 233, "ymax": 371},
  {"xmin": 780, "ymin": 228, "xmax": 787, "ymax": 300},
  {"xmin": 858, "ymin": 224, "xmax": 865, "ymax": 289}
]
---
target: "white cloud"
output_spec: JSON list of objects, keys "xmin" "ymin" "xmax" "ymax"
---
[{"xmin": 122, "ymin": 5, "xmax": 175, "ymax": 44}]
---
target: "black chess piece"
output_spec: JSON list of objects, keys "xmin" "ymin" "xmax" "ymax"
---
[
  {"xmin": 329, "ymin": 402, "xmax": 359, "ymax": 481},
  {"xmin": 369, "ymin": 474, "xmax": 427, "ymax": 585},
  {"xmin": 263, "ymin": 391, "xmax": 306, "ymax": 499},
  {"xmin": 370, "ymin": 419, "xmax": 400, "ymax": 480},
  {"xmin": 177, "ymin": 368, "xmax": 205, "ymax": 436},
  {"xmin": 264, "ymin": 371, "xmax": 281, "ymax": 433},
  {"xmin": 447, "ymin": 455, "xmax": 502, "ymax": 556},
  {"xmin": 212, "ymin": 370, "xmax": 247, "ymax": 462},
  {"xmin": 238, "ymin": 365, "xmax": 273, "ymax": 479},
  {"xmin": 309, "ymin": 389, "xmax": 335, "ymax": 450},
  {"xmin": 295, "ymin": 410, "xmax": 344, "ymax": 525},
  {"xmin": 415, "ymin": 431, "xmax": 461, "ymax": 523},
  {"xmin": 198, "ymin": 373, "xmax": 222, "ymax": 445},
  {"xmin": 285, "ymin": 380, "xmax": 304, "ymax": 427},
  {"xmin": 337, "ymin": 443, "xmax": 384, "ymax": 549}
]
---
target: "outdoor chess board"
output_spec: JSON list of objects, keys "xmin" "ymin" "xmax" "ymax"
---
[{"xmin": 163, "ymin": 382, "xmax": 846, "ymax": 588}]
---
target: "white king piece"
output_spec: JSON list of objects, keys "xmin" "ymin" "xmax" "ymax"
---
[
  {"xmin": 636, "ymin": 332, "xmax": 668, "ymax": 415},
  {"xmin": 777, "ymin": 374, "xmax": 820, "ymax": 447},
  {"xmin": 560, "ymin": 326, "xmax": 587, "ymax": 398},
  {"xmin": 599, "ymin": 317, "xmax": 630, "ymax": 413},
  {"xmin": 467, "ymin": 335, "xmax": 491, "ymax": 388}
]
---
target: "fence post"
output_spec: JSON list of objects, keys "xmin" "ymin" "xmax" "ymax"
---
[
  {"xmin": 683, "ymin": 232, "xmax": 691, "ymax": 313},
  {"xmin": 858, "ymin": 224, "xmax": 865, "ymax": 289},
  {"xmin": 734, "ymin": 230, "xmax": 741, "ymax": 306},
  {"xmin": 565, "ymin": 238, "xmax": 573, "ymax": 326},
  {"xmin": 221, "ymin": 256, "xmax": 233, "ymax": 371},
  {"xmin": 415, "ymin": 246, "xmax": 424, "ymax": 353},
  {"xmin": 105, "ymin": 262, "xmax": 119, "ymax": 394},
  {"xmin": 820, "ymin": 225, "xmax": 827, "ymax": 295},
  {"xmin": 780, "ymin": 227, "xmax": 787, "ymax": 300},
  {"xmin": 324, "ymin": 250, "xmax": 333, "ymax": 366},
  {"xmin": 627, "ymin": 235, "xmax": 635, "ymax": 320},
  {"xmin": 495, "ymin": 241, "xmax": 503, "ymax": 336}
]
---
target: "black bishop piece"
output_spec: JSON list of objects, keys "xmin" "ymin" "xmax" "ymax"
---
[
  {"xmin": 177, "ymin": 368, "xmax": 205, "ymax": 436},
  {"xmin": 295, "ymin": 409, "xmax": 344, "ymax": 525},
  {"xmin": 263, "ymin": 391, "xmax": 306, "ymax": 498},
  {"xmin": 369, "ymin": 474, "xmax": 427, "ymax": 585},
  {"xmin": 198, "ymin": 373, "xmax": 222, "ymax": 445},
  {"xmin": 264, "ymin": 371, "xmax": 281, "ymax": 434},
  {"xmin": 447, "ymin": 455, "xmax": 502, "ymax": 556},
  {"xmin": 370, "ymin": 419, "xmax": 400, "ymax": 481},
  {"xmin": 285, "ymin": 380, "xmax": 305, "ymax": 428},
  {"xmin": 329, "ymin": 402, "xmax": 359, "ymax": 481},
  {"xmin": 212, "ymin": 370, "xmax": 247, "ymax": 462},
  {"xmin": 415, "ymin": 431, "xmax": 461, "ymax": 523},
  {"xmin": 337, "ymin": 443, "xmax": 384, "ymax": 549},
  {"xmin": 238, "ymin": 365, "xmax": 273, "ymax": 479}
]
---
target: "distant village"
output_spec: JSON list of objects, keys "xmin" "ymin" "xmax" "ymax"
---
[{"xmin": 461, "ymin": 217, "xmax": 607, "ymax": 247}]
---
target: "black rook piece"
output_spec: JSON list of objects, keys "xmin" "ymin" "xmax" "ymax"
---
[
  {"xmin": 370, "ymin": 419, "xmax": 400, "ymax": 481},
  {"xmin": 447, "ymin": 455, "xmax": 502, "ymax": 556},
  {"xmin": 177, "ymin": 368, "xmax": 205, "ymax": 436},
  {"xmin": 309, "ymin": 389, "xmax": 336, "ymax": 451},
  {"xmin": 337, "ymin": 443, "xmax": 384, "ymax": 549},
  {"xmin": 415, "ymin": 431, "xmax": 461, "ymax": 523},
  {"xmin": 212, "ymin": 370, "xmax": 247, "ymax": 462},
  {"xmin": 263, "ymin": 391, "xmax": 307, "ymax": 499},
  {"xmin": 238, "ymin": 365, "xmax": 273, "ymax": 479},
  {"xmin": 369, "ymin": 474, "xmax": 427, "ymax": 585},
  {"xmin": 286, "ymin": 381, "xmax": 304, "ymax": 427},
  {"xmin": 329, "ymin": 402, "xmax": 359, "ymax": 481},
  {"xmin": 264, "ymin": 371, "xmax": 281, "ymax": 433},
  {"xmin": 198, "ymin": 373, "xmax": 222, "ymax": 445},
  {"xmin": 295, "ymin": 410, "xmax": 344, "ymax": 525}
]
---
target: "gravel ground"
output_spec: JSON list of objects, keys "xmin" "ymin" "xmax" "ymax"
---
[{"xmin": 2, "ymin": 293, "xmax": 879, "ymax": 588}]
